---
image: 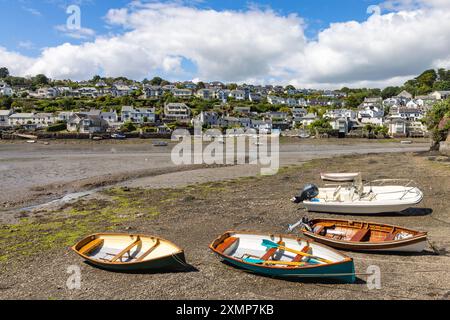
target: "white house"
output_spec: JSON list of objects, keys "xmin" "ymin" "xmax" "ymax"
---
[
  {"xmin": 100, "ymin": 110, "xmax": 119, "ymax": 124},
  {"xmin": 251, "ymin": 119, "xmax": 272, "ymax": 134},
  {"xmin": 292, "ymin": 107, "xmax": 307, "ymax": 118},
  {"xmin": 78, "ymin": 87, "xmax": 98, "ymax": 98},
  {"xmin": 112, "ymin": 85, "xmax": 134, "ymax": 97},
  {"xmin": 195, "ymin": 89, "xmax": 215, "ymax": 100},
  {"xmin": 144, "ymin": 86, "xmax": 163, "ymax": 98},
  {"xmin": 192, "ymin": 111, "xmax": 219, "ymax": 127},
  {"xmin": 415, "ymin": 96, "xmax": 437, "ymax": 109},
  {"xmin": 172, "ymin": 88, "xmax": 192, "ymax": 99},
  {"xmin": 34, "ymin": 113, "xmax": 56, "ymax": 127},
  {"xmin": 36, "ymin": 87, "xmax": 59, "ymax": 98},
  {"xmin": 324, "ymin": 109, "xmax": 357, "ymax": 120},
  {"xmin": 67, "ymin": 114, "xmax": 109, "ymax": 133},
  {"xmin": 430, "ymin": 91, "xmax": 450, "ymax": 100},
  {"xmin": 393, "ymin": 107, "xmax": 424, "ymax": 121},
  {"xmin": 8, "ymin": 113, "xmax": 35, "ymax": 126},
  {"xmin": 0, "ymin": 109, "xmax": 13, "ymax": 126},
  {"xmin": 121, "ymin": 106, "xmax": 156, "ymax": 123},
  {"xmin": 358, "ymin": 105, "xmax": 384, "ymax": 125},
  {"xmin": 330, "ymin": 118, "xmax": 350, "ymax": 134},
  {"xmin": 267, "ymin": 95, "xmax": 286, "ymax": 105},
  {"xmin": 164, "ymin": 103, "xmax": 191, "ymax": 121},
  {"xmin": 395, "ymin": 90, "xmax": 413, "ymax": 100},
  {"xmin": 293, "ymin": 113, "xmax": 319, "ymax": 127},
  {"xmin": 0, "ymin": 81, "xmax": 13, "ymax": 96},
  {"xmin": 248, "ymin": 92, "xmax": 262, "ymax": 102},
  {"xmin": 229, "ymin": 90, "xmax": 246, "ymax": 101},
  {"xmin": 386, "ymin": 117, "xmax": 407, "ymax": 137},
  {"xmin": 58, "ymin": 111, "xmax": 75, "ymax": 122}
]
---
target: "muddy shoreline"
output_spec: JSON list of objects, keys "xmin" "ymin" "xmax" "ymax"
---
[
  {"xmin": 0, "ymin": 150, "xmax": 449, "ymax": 300},
  {"xmin": 0, "ymin": 139, "xmax": 430, "ymax": 215}
]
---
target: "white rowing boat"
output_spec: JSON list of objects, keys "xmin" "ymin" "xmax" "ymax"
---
[{"xmin": 321, "ymin": 173, "xmax": 361, "ymax": 182}]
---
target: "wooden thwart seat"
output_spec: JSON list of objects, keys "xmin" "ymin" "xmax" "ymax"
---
[
  {"xmin": 79, "ymin": 238, "xmax": 104, "ymax": 255},
  {"xmin": 261, "ymin": 241, "xmax": 284, "ymax": 260},
  {"xmin": 216, "ymin": 237, "xmax": 239, "ymax": 253},
  {"xmin": 384, "ymin": 233, "xmax": 396, "ymax": 241},
  {"xmin": 291, "ymin": 246, "xmax": 310, "ymax": 263},
  {"xmin": 110, "ymin": 237, "xmax": 142, "ymax": 263},
  {"xmin": 136, "ymin": 239, "xmax": 161, "ymax": 262},
  {"xmin": 350, "ymin": 229, "xmax": 370, "ymax": 242}
]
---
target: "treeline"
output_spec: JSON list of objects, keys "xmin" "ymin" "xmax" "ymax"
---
[{"xmin": 341, "ymin": 68, "xmax": 450, "ymax": 109}]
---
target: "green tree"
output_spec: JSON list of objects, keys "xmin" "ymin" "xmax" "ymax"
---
[
  {"xmin": 150, "ymin": 77, "xmax": 165, "ymax": 86},
  {"xmin": 121, "ymin": 121, "xmax": 137, "ymax": 133},
  {"xmin": 0, "ymin": 96, "xmax": 13, "ymax": 109},
  {"xmin": 0, "ymin": 67, "xmax": 9, "ymax": 78},
  {"xmin": 33, "ymin": 74, "xmax": 50, "ymax": 86},
  {"xmin": 381, "ymin": 86, "xmax": 401, "ymax": 99},
  {"xmin": 424, "ymin": 98, "xmax": 450, "ymax": 148}
]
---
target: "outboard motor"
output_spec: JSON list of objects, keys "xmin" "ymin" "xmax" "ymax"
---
[{"xmin": 291, "ymin": 184, "xmax": 319, "ymax": 203}]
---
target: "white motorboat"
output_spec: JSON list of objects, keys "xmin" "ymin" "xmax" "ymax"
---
[
  {"xmin": 321, "ymin": 173, "xmax": 361, "ymax": 182},
  {"xmin": 293, "ymin": 179, "xmax": 424, "ymax": 214}
]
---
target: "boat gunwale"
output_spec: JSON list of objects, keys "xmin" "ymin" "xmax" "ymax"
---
[
  {"xmin": 209, "ymin": 230, "xmax": 354, "ymax": 271},
  {"xmin": 304, "ymin": 188, "xmax": 424, "ymax": 206},
  {"xmin": 301, "ymin": 218, "xmax": 428, "ymax": 249},
  {"xmin": 71, "ymin": 233, "xmax": 185, "ymax": 266}
]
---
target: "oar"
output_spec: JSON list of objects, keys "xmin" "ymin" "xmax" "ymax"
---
[
  {"xmin": 261, "ymin": 239, "xmax": 333, "ymax": 264},
  {"xmin": 243, "ymin": 257, "xmax": 308, "ymax": 266}
]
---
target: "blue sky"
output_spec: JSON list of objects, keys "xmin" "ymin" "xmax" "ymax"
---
[
  {"xmin": 1, "ymin": 0, "xmax": 375, "ymax": 57},
  {"xmin": 0, "ymin": 0, "xmax": 449, "ymax": 88}
]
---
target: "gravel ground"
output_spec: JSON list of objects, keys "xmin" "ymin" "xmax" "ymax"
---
[{"xmin": 0, "ymin": 151, "xmax": 449, "ymax": 300}]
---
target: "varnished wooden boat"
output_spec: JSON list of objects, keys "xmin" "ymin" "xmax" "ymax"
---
[
  {"xmin": 297, "ymin": 218, "xmax": 428, "ymax": 252},
  {"xmin": 210, "ymin": 231, "xmax": 356, "ymax": 283},
  {"xmin": 72, "ymin": 233, "xmax": 186, "ymax": 271}
]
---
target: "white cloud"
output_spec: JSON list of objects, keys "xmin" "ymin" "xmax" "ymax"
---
[
  {"xmin": 22, "ymin": 6, "xmax": 42, "ymax": 16},
  {"xmin": 1, "ymin": 1, "xmax": 450, "ymax": 88},
  {"xmin": 55, "ymin": 25, "xmax": 96, "ymax": 39},
  {"xmin": 0, "ymin": 47, "xmax": 35, "ymax": 76}
]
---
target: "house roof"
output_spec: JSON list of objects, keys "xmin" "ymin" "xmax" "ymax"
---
[{"xmin": 9, "ymin": 113, "xmax": 34, "ymax": 118}]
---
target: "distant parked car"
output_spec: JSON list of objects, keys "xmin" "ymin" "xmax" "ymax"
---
[
  {"xmin": 111, "ymin": 133, "xmax": 126, "ymax": 140},
  {"xmin": 153, "ymin": 141, "xmax": 169, "ymax": 147}
]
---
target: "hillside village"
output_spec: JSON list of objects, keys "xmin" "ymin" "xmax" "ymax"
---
[{"xmin": 1, "ymin": 68, "xmax": 450, "ymax": 138}]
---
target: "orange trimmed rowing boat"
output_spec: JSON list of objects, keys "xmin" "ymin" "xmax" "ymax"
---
[{"xmin": 296, "ymin": 218, "xmax": 428, "ymax": 252}]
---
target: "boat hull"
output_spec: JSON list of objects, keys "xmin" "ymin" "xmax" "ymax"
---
[
  {"xmin": 303, "ymin": 202, "xmax": 417, "ymax": 214},
  {"xmin": 221, "ymin": 255, "xmax": 355, "ymax": 283},
  {"xmin": 85, "ymin": 252, "xmax": 187, "ymax": 272},
  {"xmin": 301, "ymin": 218, "xmax": 428, "ymax": 252},
  {"xmin": 210, "ymin": 231, "xmax": 356, "ymax": 284},
  {"xmin": 303, "ymin": 185, "xmax": 423, "ymax": 214},
  {"xmin": 72, "ymin": 233, "xmax": 186, "ymax": 272}
]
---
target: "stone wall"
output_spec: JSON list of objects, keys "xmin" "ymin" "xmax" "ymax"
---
[{"xmin": 439, "ymin": 132, "xmax": 450, "ymax": 156}]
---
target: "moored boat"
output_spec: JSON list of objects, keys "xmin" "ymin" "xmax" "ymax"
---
[
  {"xmin": 321, "ymin": 172, "xmax": 361, "ymax": 182},
  {"xmin": 72, "ymin": 233, "xmax": 186, "ymax": 272},
  {"xmin": 293, "ymin": 179, "xmax": 424, "ymax": 214},
  {"xmin": 209, "ymin": 231, "xmax": 356, "ymax": 283},
  {"xmin": 290, "ymin": 218, "xmax": 428, "ymax": 252}
]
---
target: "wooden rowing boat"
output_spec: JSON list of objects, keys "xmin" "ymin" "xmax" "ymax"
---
[
  {"xmin": 320, "ymin": 173, "xmax": 361, "ymax": 182},
  {"xmin": 72, "ymin": 233, "xmax": 186, "ymax": 271},
  {"xmin": 209, "ymin": 231, "xmax": 356, "ymax": 283},
  {"xmin": 297, "ymin": 218, "xmax": 428, "ymax": 252}
]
